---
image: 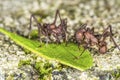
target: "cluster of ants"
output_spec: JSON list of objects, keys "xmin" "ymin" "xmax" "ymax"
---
[{"xmin": 28, "ymin": 10, "xmax": 120, "ymax": 58}]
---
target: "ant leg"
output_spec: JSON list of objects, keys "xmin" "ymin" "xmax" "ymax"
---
[
  {"xmin": 109, "ymin": 25, "xmax": 120, "ymax": 50},
  {"xmin": 78, "ymin": 43, "xmax": 87, "ymax": 57},
  {"xmin": 52, "ymin": 33, "xmax": 60, "ymax": 44},
  {"xmin": 77, "ymin": 42, "xmax": 81, "ymax": 50},
  {"xmin": 61, "ymin": 19, "xmax": 68, "ymax": 46},
  {"xmin": 37, "ymin": 23, "xmax": 42, "ymax": 43},
  {"xmin": 65, "ymin": 34, "xmax": 68, "ymax": 46},
  {"xmin": 53, "ymin": 10, "xmax": 62, "ymax": 24},
  {"xmin": 57, "ymin": 10, "xmax": 62, "ymax": 23},
  {"xmin": 73, "ymin": 43, "xmax": 81, "ymax": 59},
  {"xmin": 54, "ymin": 10, "xmax": 62, "ymax": 24},
  {"xmin": 53, "ymin": 10, "xmax": 58, "ymax": 24},
  {"xmin": 91, "ymin": 27, "xmax": 94, "ymax": 34},
  {"xmin": 102, "ymin": 25, "xmax": 120, "ymax": 51},
  {"xmin": 44, "ymin": 30, "xmax": 50, "ymax": 47},
  {"xmin": 28, "ymin": 14, "xmax": 33, "ymax": 39},
  {"xmin": 74, "ymin": 42, "xmax": 87, "ymax": 59},
  {"xmin": 45, "ymin": 36, "xmax": 49, "ymax": 47},
  {"xmin": 65, "ymin": 28, "xmax": 68, "ymax": 46},
  {"xmin": 101, "ymin": 25, "xmax": 110, "ymax": 36},
  {"xmin": 78, "ymin": 48, "xmax": 85, "ymax": 57},
  {"xmin": 61, "ymin": 18, "xmax": 67, "ymax": 30},
  {"xmin": 56, "ymin": 36, "xmax": 61, "ymax": 44},
  {"xmin": 62, "ymin": 32, "xmax": 67, "ymax": 46},
  {"xmin": 28, "ymin": 14, "xmax": 42, "ymax": 43}
]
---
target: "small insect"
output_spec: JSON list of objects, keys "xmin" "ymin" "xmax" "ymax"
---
[
  {"xmin": 97, "ymin": 25, "xmax": 120, "ymax": 53},
  {"xmin": 28, "ymin": 10, "xmax": 67, "ymax": 45},
  {"xmin": 74, "ymin": 24, "xmax": 120, "ymax": 58}
]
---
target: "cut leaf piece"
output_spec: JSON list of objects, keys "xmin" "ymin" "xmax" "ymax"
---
[{"xmin": 0, "ymin": 28, "xmax": 93, "ymax": 71}]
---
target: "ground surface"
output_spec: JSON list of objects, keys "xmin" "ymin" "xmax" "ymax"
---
[{"xmin": 0, "ymin": 0, "xmax": 120, "ymax": 80}]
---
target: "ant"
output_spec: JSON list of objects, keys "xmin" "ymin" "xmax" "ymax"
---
[
  {"xmin": 28, "ymin": 10, "xmax": 67, "ymax": 45},
  {"xmin": 74, "ymin": 24, "xmax": 120, "ymax": 59},
  {"xmin": 98, "ymin": 25, "xmax": 120, "ymax": 53}
]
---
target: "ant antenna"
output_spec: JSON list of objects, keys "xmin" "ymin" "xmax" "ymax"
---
[
  {"xmin": 53, "ymin": 10, "xmax": 62, "ymax": 24},
  {"xmin": 102, "ymin": 25, "xmax": 120, "ymax": 51}
]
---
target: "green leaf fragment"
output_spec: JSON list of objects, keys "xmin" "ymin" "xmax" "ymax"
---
[{"xmin": 0, "ymin": 28, "xmax": 93, "ymax": 71}]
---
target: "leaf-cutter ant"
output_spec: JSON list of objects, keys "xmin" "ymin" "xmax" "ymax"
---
[
  {"xmin": 28, "ymin": 10, "xmax": 67, "ymax": 45},
  {"xmin": 74, "ymin": 24, "xmax": 120, "ymax": 58},
  {"xmin": 98, "ymin": 25, "xmax": 120, "ymax": 53}
]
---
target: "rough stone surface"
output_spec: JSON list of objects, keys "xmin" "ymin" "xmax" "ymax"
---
[{"xmin": 0, "ymin": 0, "xmax": 120, "ymax": 80}]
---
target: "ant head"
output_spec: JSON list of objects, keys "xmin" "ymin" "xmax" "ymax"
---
[
  {"xmin": 98, "ymin": 41, "xmax": 107, "ymax": 54},
  {"xmin": 99, "ymin": 41, "xmax": 107, "ymax": 47}
]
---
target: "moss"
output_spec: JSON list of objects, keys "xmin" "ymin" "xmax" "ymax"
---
[
  {"xmin": 29, "ymin": 30, "xmax": 38, "ymax": 39},
  {"xmin": 18, "ymin": 59, "xmax": 31, "ymax": 68},
  {"xmin": 112, "ymin": 69, "xmax": 120, "ymax": 79},
  {"xmin": 34, "ymin": 61, "xmax": 52, "ymax": 80},
  {"xmin": 18, "ymin": 59, "xmax": 52, "ymax": 80},
  {"xmin": 54, "ymin": 63, "xmax": 69, "ymax": 71},
  {"xmin": 23, "ymin": 48, "xmax": 31, "ymax": 54}
]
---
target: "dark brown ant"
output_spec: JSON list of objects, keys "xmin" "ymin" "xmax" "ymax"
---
[
  {"xmin": 74, "ymin": 24, "xmax": 120, "ymax": 58},
  {"xmin": 98, "ymin": 25, "xmax": 120, "ymax": 53},
  {"xmin": 28, "ymin": 10, "xmax": 67, "ymax": 45}
]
